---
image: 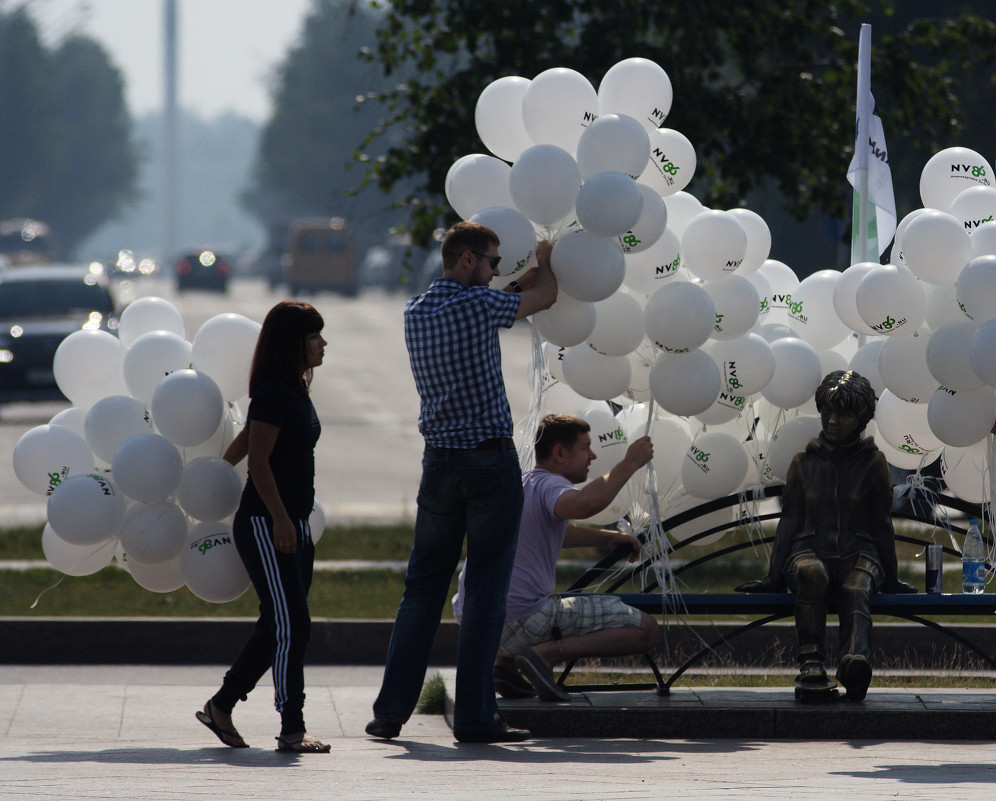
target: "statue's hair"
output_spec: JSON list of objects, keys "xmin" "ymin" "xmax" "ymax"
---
[{"xmin": 814, "ymin": 370, "xmax": 876, "ymax": 426}]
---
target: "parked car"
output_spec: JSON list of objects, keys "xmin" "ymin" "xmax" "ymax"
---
[
  {"xmin": 0, "ymin": 264, "xmax": 118, "ymax": 403},
  {"xmin": 174, "ymin": 248, "xmax": 232, "ymax": 292}
]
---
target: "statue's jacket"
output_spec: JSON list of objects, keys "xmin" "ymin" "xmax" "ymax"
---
[{"xmin": 764, "ymin": 433, "xmax": 901, "ymax": 592}]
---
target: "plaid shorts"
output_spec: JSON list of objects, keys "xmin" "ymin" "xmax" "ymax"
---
[{"xmin": 499, "ymin": 594, "xmax": 643, "ymax": 656}]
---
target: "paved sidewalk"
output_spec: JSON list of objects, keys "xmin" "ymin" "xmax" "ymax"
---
[{"xmin": 1, "ymin": 665, "xmax": 995, "ymax": 800}]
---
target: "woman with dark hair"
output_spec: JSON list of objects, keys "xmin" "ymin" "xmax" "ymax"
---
[{"xmin": 196, "ymin": 300, "xmax": 331, "ymax": 753}]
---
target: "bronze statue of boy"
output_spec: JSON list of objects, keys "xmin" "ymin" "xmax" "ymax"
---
[{"xmin": 737, "ymin": 370, "xmax": 915, "ymax": 701}]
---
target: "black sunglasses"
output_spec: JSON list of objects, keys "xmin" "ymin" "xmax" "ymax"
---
[{"xmin": 471, "ymin": 250, "xmax": 501, "ymax": 269}]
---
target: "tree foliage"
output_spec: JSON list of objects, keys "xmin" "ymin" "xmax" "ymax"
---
[
  {"xmin": 354, "ymin": 0, "xmax": 996, "ymax": 247},
  {"xmin": 0, "ymin": 7, "xmax": 137, "ymax": 257}
]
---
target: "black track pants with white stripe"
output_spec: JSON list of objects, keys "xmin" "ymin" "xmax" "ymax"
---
[{"xmin": 213, "ymin": 512, "xmax": 315, "ymax": 735}]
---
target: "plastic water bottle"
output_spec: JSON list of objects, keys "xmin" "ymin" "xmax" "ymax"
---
[{"xmin": 962, "ymin": 519, "xmax": 986, "ymax": 594}]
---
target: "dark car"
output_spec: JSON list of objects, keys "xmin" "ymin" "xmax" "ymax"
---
[
  {"xmin": 0, "ymin": 263, "xmax": 118, "ymax": 403},
  {"xmin": 174, "ymin": 249, "xmax": 231, "ymax": 292}
]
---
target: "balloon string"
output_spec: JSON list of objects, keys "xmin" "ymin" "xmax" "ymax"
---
[
  {"xmin": 30, "ymin": 573, "xmax": 67, "ymax": 609},
  {"xmin": 515, "ymin": 321, "xmax": 546, "ymax": 471}
]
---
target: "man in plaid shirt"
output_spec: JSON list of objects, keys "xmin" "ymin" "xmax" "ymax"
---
[{"xmin": 367, "ymin": 221, "xmax": 557, "ymax": 744}]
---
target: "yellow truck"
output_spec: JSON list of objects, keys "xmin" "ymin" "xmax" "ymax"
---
[{"xmin": 285, "ymin": 217, "xmax": 358, "ymax": 296}]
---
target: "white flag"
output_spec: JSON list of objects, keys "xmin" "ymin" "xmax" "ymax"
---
[{"xmin": 847, "ymin": 24, "xmax": 896, "ymax": 263}]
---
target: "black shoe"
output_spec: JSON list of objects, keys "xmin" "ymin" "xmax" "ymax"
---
[
  {"xmin": 837, "ymin": 654, "xmax": 872, "ymax": 702},
  {"xmin": 515, "ymin": 647, "xmax": 571, "ymax": 702},
  {"xmin": 365, "ymin": 718, "xmax": 402, "ymax": 739},
  {"xmin": 454, "ymin": 718, "xmax": 532, "ymax": 744},
  {"xmin": 494, "ymin": 664, "xmax": 537, "ymax": 699}
]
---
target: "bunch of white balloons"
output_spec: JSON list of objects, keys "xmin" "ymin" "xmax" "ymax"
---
[
  {"xmin": 11, "ymin": 297, "xmax": 322, "ymax": 602},
  {"xmin": 450, "ymin": 58, "xmax": 995, "ymax": 544}
]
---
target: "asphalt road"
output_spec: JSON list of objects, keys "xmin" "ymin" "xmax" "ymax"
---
[{"xmin": 0, "ymin": 276, "xmax": 539, "ymax": 527}]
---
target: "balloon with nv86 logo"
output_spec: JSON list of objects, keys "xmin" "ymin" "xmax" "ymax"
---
[
  {"xmin": 181, "ymin": 522, "xmax": 251, "ymax": 603},
  {"xmin": 470, "ymin": 206, "xmax": 536, "ymax": 276},
  {"xmin": 919, "ymin": 146, "xmax": 994, "ymax": 211},
  {"xmin": 855, "ymin": 264, "xmax": 926, "ymax": 337},
  {"xmin": 597, "ymin": 57, "xmax": 673, "ymax": 131},
  {"xmin": 785, "ymin": 270, "xmax": 851, "ymax": 350},
  {"xmin": 680, "ymin": 431, "xmax": 749, "ymax": 500}
]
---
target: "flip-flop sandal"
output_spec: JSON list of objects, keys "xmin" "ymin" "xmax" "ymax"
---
[
  {"xmin": 275, "ymin": 733, "xmax": 331, "ymax": 753},
  {"xmin": 196, "ymin": 701, "xmax": 249, "ymax": 748}
]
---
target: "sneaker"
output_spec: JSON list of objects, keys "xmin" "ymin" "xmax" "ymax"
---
[
  {"xmin": 365, "ymin": 718, "xmax": 402, "ymax": 739},
  {"xmin": 454, "ymin": 717, "xmax": 532, "ymax": 744}
]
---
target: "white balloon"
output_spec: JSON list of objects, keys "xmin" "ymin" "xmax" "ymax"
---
[
  {"xmin": 757, "ymin": 260, "xmax": 800, "ymax": 327},
  {"xmin": 726, "ymin": 209, "xmax": 771, "ymax": 276},
  {"xmin": 540, "ymin": 379, "xmax": 590, "ymax": 417},
  {"xmin": 181, "ymin": 521, "xmax": 251, "ymax": 603},
  {"xmin": 875, "ymin": 389, "xmax": 942, "ymax": 457},
  {"xmin": 662, "ymin": 192, "xmax": 704, "ymax": 238},
  {"xmin": 704, "ymin": 333, "xmax": 775, "ymax": 397},
  {"xmin": 926, "ymin": 319, "xmax": 985, "ymax": 392},
  {"xmin": 309, "ymin": 502, "xmax": 326, "ymax": 545},
  {"xmin": 48, "ymin": 406, "xmax": 88, "ymax": 438},
  {"xmin": 119, "ymin": 500, "xmax": 188, "ymax": 564},
  {"xmin": 180, "ymin": 407, "xmax": 240, "ymax": 462},
  {"xmin": 127, "ymin": 554, "xmax": 186, "ymax": 593},
  {"xmin": 855, "ymin": 263, "xmax": 926, "ymax": 337},
  {"xmin": 42, "ymin": 523, "xmax": 116, "ymax": 576},
  {"xmin": 151, "ymin": 369, "xmax": 225, "ymax": 448},
  {"xmin": 509, "ymin": 144, "xmax": 582, "ymax": 225},
  {"xmin": 786, "ymin": 270, "xmax": 852, "ymax": 349},
  {"xmin": 550, "ymin": 229, "xmax": 625, "ymax": 302},
  {"xmin": 616, "ymin": 184, "xmax": 667, "ymax": 255},
  {"xmin": 926, "ymin": 386, "xmax": 996, "ymax": 447},
  {"xmin": 118, "ymin": 296, "xmax": 186, "ymax": 348},
  {"xmin": 445, "ymin": 153, "xmax": 515, "ymax": 220},
  {"xmin": 969, "ymin": 317, "xmax": 996, "ymax": 385},
  {"xmin": 901, "ymin": 209, "xmax": 972, "ymax": 285},
  {"xmin": 892, "ymin": 208, "xmax": 931, "ymax": 268},
  {"xmin": 833, "ymin": 262, "xmax": 878, "ymax": 336},
  {"xmin": 956, "ymin": 255, "xmax": 996, "ymax": 323},
  {"xmin": 13, "ymin": 424, "xmax": 94, "ymax": 495},
  {"xmin": 703, "ymin": 274, "xmax": 760, "ymax": 341},
  {"xmin": 111, "ymin": 433, "xmax": 183, "ymax": 505},
  {"xmin": 597, "ymin": 57, "xmax": 673, "ymax": 130},
  {"xmin": 920, "ymin": 146, "xmax": 995, "ymax": 211},
  {"xmin": 623, "ymin": 227, "xmax": 681, "ymax": 295},
  {"xmin": 644, "ymin": 281, "xmax": 715, "ymax": 352},
  {"xmin": 533, "ymin": 293, "xmax": 596, "ymax": 346},
  {"xmin": 941, "ymin": 439, "xmax": 992, "ymax": 504},
  {"xmin": 84, "ymin": 395, "xmax": 154, "ymax": 464},
  {"xmin": 47, "ymin": 472, "xmax": 127, "ymax": 546},
  {"xmin": 875, "ymin": 431, "xmax": 940, "ymax": 471},
  {"xmin": 470, "ymin": 206, "xmax": 537, "ymax": 276},
  {"xmin": 744, "ymin": 270, "xmax": 772, "ymax": 327},
  {"xmin": 950, "ymin": 185, "xmax": 996, "ymax": 234},
  {"xmin": 475, "ymin": 76, "xmax": 534, "ymax": 162},
  {"xmin": 177, "ymin": 456, "xmax": 244, "ymax": 522},
  {"xmin": 575, "ymin": 172, "xmax": 644, "ymax": 237},
  {"xmin": 760, "ymin": 338, "xmax": 822, "ymax": 410},
  {"xmin": 970, "ymin": 220, "xmax": 996, "ymax": 257},
  {"xmin": 640, "ymin": 417, "xmax": 692, "ymax": 497},
  {"xmin": 53, "ymin": 330, "xmax": 127, "ymax": 409},
  {"xmin": 522, "ymin": 67, "xmax": 598, "ymax": 152},
  {"xmin": 765, "ymin": 416, "xmax": 822, "ymax": 482},
  {"xmin": 649, "ymin": 350, "xmax": 721, "ymax": 416},
  {"xmin": 562, "ymin": 345, "xmax": 632, "ymax": 400},
  {"xmin": 878, "ymin": 329, "xmax": 937, "ymax": 404},
  {"xmin": 847, "ymin": 339, "xmax": 887, "ymax": 399},
  {"xmin": 123, "ymin": 330, "xmax": 193, "ymax": 404},
  {"xmin": 587, "ymin": 291, "xmax": 645, "ymax": 356},
  {"xmin": 580, "ymin": 407, "xmax": 630, "ymax": 475},
  {"xmin": 191, "ymin": 313, "xmax": 261, "ymax": 402},
  {"xmin": 639, "ymin": 128, "xmax": 696, "ymax": 196},
  {"xmin": 681, "ymin": 210, "xmax": 747, "ymax": 281},
  {"xmin": 924, "ymin": 281, "xmax": 967, "ymax": 330},
  {"xmin": 681, "ymin": 431, "xmax": 749, "ymax": 500},
  {"xmin": 576, "ymin": 114, "xmax": 650, "ymax": 180}
]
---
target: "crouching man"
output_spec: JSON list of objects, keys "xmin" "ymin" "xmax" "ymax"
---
[{"xmin": 456, "ymin": 413, "xmax": 660, "ymax": 702}]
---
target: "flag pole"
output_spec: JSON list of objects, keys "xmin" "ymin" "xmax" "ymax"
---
[{"xmin": 852, "ymin": 24, "xmax": 872, "ymax": 267}]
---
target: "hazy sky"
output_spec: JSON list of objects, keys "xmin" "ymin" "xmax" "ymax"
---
[{"xmin": 25, "ymin": 0, "xmax": 315, "ymax": 122}]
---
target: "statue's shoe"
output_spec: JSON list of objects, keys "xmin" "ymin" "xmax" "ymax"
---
[
  {"xmin": 837, "ymin": 654, "xmax": 872, "ymax": 701},
  {"xmin": 796, "ymin": 660, "xmax": 830, "ymax": 687}
]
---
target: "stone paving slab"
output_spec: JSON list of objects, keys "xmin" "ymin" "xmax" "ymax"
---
[{"xmin": 1, "ymin": 666, "xmax": 995, "ymax": 800}]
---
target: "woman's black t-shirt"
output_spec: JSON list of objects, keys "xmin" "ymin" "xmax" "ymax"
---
[{"xmin": 239, "ymin": 376, "xmax": 321, "ymax": 519}]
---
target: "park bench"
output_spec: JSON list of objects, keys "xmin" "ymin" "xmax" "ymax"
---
[{"xmin": 557, "ymin": 484, "xmax": 996, "ymax": 695}]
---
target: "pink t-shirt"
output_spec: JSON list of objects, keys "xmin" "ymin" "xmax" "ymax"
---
[{"xmin": 454, "ymin": 467, "xmax": 575, "ymax": 622}]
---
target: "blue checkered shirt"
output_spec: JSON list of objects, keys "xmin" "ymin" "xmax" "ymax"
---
[{"xmin": 404, "ymin": 278, "xmax": 521, "ymax": 448}]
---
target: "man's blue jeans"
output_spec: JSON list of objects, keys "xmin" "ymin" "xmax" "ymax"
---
[{"xmin": 372, "ymin": 442, "xmax": 524, "ymax": 732}]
